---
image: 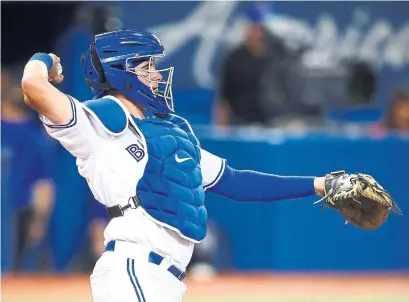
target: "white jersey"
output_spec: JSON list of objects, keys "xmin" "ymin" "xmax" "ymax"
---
[{"xmin": 40, "ymin": 95, "xmax": 225, "ymax": 268}]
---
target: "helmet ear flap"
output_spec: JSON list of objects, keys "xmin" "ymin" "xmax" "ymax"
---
[
  {"xmin": 81, "ymin": 49, "xmax": 92, "ymax": 89},
  {"xmin": 81, "ymin": 43, "xmax": 112, "ymax": 91},
  {"xmin": 90, "ymin": 43, "xmax": 107, "ymax": 83}
]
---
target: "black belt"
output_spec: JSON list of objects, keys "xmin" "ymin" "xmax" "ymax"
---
[
  {"xmin": 105, "ymin": 241, "xmax": 187, "ymax": 281},
  {"xmin": 106, "ymin": 196, "xmax": 142, "ymax": 219}
]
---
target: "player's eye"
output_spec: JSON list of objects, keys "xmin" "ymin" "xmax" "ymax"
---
[{"xmin": 135, "ymin": 61, "xmax": 150, "ymax": 71}]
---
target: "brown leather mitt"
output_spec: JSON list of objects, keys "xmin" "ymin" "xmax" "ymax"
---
[{"xmin": 315, "ymin": 171, "xmax": 402, "ymax": 230}]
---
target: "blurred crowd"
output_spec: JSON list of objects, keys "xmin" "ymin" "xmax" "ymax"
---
[
  {"xmin": 214, "ymin": 3, "xmax": 409, "ymax": 132},
  {"xmin": 1, "ymin": 1, "xmax": 408, "ymax": 275}
]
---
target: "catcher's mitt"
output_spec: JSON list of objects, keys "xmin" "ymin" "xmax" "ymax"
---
[{"xmin": 315, "ymin": 171, "xmax": 402, "ymax": 230}]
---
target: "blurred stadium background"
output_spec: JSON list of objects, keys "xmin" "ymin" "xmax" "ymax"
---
[{"xmin": 1, "ymin": 1, "xmax": 409, "ymax": 302}]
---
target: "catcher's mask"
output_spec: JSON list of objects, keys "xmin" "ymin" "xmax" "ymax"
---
[{"xmin": 81, "ymin": 29, "xmax": 174, "ymax": 115}]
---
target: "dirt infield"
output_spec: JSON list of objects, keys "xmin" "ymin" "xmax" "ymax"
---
[
  {"xmin": 185, "ymin": 273, "xmax": 409, "ymax": 299},
  {"xmin": 2, "ymin": 273, "xmax": 409, "ymax": 302}
]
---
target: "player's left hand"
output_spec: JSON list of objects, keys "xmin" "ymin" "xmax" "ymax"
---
[
  {"xmin": 314, "ymin": 177, "xmax": 325, "ymax": 196},
  {"xmin": 315, "ymin": 170, "xmax": 402, "ymax": 230}
]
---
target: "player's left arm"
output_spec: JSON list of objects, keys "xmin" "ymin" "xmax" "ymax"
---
[
  {"xmin": 201, "ymin": 150, "xmax": 325, "ymax": 201},
  {"xmin": 202, "ymin": 151, "xmax": 400, "ymax": 229}
]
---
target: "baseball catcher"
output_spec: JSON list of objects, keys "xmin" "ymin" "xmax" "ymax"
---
[{"xmin": 21, "ymin": 29, "xmax": 402, "ymax": 302}]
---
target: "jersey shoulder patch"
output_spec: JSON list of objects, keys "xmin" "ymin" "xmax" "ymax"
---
[{"xmin": 82, "ymin": 97, "xmax": 129, "ymax": 136}]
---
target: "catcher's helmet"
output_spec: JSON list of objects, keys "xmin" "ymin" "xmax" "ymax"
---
[{"xmin": 81, "ymin": 29, "xmax": 174, "ymax": 114}]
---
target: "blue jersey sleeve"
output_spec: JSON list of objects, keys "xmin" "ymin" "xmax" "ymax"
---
[{"xmin": 208, "ymin": 164, "xmax": 316, "ymax": 202}]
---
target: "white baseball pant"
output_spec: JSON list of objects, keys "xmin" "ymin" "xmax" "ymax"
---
[{"xmin": 90, "ymin": 241, "xmax": 188, "ymax": 302}]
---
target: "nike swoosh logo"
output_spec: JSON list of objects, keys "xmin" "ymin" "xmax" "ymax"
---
[{"xmin": 175, "ymin": 154, "xmax": 193, "ymax": 163}]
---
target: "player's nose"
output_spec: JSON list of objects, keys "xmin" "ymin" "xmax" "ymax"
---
[{"xmin": 151, "ymin": 71, "xmax": 162, "ymax": 82}]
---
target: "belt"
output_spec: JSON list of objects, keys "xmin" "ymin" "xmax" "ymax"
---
[
  {"xmin": 105, "ymin": 240, "xmax": 187, "ymax": 281},
  {"xmin": 106, "ymin": 196, "xmax": 142, "ymax": 219}
]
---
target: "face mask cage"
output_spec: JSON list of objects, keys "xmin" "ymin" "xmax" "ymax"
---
[{"xmin": 126, "ymin": 55, "xmax": 174, "ymax": 112}]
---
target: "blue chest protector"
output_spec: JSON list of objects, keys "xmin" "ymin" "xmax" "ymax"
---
[
  {"xmin": 84, "ymin": 98, "xmax": 207, "ymax": 242},
  {"xmin": 132, "ymin": 115, "xmax": 206, "ymax": 242}
]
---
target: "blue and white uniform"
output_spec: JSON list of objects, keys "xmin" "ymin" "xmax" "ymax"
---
[{"xmin": 40, "ymin": 95, "xmax": 225, "ymax": 301}]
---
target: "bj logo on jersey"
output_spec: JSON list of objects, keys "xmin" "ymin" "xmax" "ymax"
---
[{"xmin": 125, "ymin": 144, "xmax": 145, "ymax": 162}]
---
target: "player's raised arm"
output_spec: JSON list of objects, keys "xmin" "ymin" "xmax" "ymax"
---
[
  {"xmin": 21, "ymin": 53, "xmax": 72, "ymax": 125},
  {"xmin": 22, "ymin": 52, "xmax": 102, "ymax": 160}
]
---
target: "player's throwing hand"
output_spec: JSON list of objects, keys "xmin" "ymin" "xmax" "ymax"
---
[{"xmin": 48, "ymin": 53, "xmax": 64, "ymax": 83}]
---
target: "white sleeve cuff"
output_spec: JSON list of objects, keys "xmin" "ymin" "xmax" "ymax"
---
[
  {"xmin": 39, "ymin": 95, "xmax": 77, "ymax": 129},
  {"xmin": 201, "ymin": 148, "xmax": 226, "ymax": 190}
]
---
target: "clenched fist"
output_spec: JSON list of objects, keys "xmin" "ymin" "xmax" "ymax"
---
[{"xmin": 48, "ymin": 53, "xmax": 64, "ymax": 84}]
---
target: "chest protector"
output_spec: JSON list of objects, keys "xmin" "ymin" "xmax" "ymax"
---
[
  {"xmin": 132, "ymin": 115, "xmax": 207, "ymax": 243},
  {"xmin": 84, "ymin": 98, "xmax": 207, "ymax": 242}
]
